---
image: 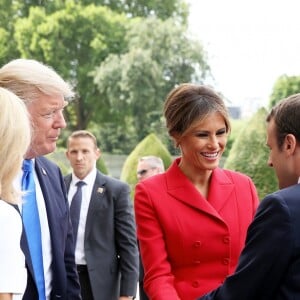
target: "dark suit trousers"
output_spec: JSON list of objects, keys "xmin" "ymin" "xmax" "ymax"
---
[{"xmin": 77, "ymin": 265, "xmax": 93, "ymax": 300}]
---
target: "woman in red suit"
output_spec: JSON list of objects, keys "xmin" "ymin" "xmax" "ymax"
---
[{"xmin": 134, "ymin": 83, "xmax": 259, "ymax": 300}]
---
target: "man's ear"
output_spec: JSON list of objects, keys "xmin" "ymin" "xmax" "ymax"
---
[
  {"xmin": 284, "ymin": 134, "xmax": 296, "ymax": 154},
  {"xmin": 95, "ymin": 148, "xmax": 101, "ymax": 159}
]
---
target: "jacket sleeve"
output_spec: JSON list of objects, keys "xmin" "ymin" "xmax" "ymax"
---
[
  {"xmin": 198, "ymin": 194, "xmax": 293, "ymax": 300},
  {"xmin": 57, "ymin": 167, "xmax": 82, "ymax": 300},
  {"xmin": 37, "ymin": 158, "xmax": 81, "ymax": 300},
  {"xmin": 114, "ymin": 181, "xmax": 139, "ymax": 297},
  {"xmin": 134, "ymin": 182, "xmax": 181, "ymax": 300}
]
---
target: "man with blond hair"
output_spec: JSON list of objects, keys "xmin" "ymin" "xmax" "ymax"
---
[
  {"xmin": 0, "ymin": 58, "xmax": 81, "ymax": 300},
  {"xmin": 65, "ymin": 130, "xmax": 139, "ymax": 300}
]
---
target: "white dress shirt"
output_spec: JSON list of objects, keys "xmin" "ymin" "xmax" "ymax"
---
[{"xmin": 68, "ymin": 168, "xmax": 97, "ymax": 265}]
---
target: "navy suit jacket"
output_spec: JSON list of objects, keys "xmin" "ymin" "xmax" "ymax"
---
[
  {"xmin": 64, "ymin": 171, "xmax": 139, "ymax": 300},
  {"xmin": 198, "ymin": 184, "xmax": 300, "ymax": 300},
  {"xmin": 22, "ymin": 156, "xmax": 81, "ymax": 300}
]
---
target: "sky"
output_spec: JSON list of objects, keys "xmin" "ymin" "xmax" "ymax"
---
[{"xmin": 187, "ymin": 0, "xmax": 300, "ymax": 108}]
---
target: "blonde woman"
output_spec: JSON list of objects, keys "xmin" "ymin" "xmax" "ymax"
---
[{"xmin": 0, "ymin": 87, "xmax": 31, "ymax": 300}]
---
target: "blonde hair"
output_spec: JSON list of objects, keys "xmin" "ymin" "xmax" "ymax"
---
[
  {"xmin": 164, "ymin": 83, "xmax": 231, "ymax": 138},
  {"xmin": 67, "ymin": 130, "xmax": 98, "ymax": 149},
  {"xmin": 0, "ymin": 87, "xmax": 31, "ymax": 204},
  {"xmin": 0, "ymin": 58, "xmax": 74, "ymax": 104}
]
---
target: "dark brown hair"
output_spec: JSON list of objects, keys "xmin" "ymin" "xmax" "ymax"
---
[
  {"xmin": 164, "ymin": 83, "xmax": 231, "ymax": 138},
  {"xmin": 67, "ymin": 130, "xmax": 98, "ymax": 149},
  {"xmin": 266, "ymin": 93, "xmax": 300, "ymax": 149}
]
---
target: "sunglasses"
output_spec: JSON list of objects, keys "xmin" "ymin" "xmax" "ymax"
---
[
  {"xmin": 137, "ymin": 169, "xmax": 150, "ymax": 176},
  {"xmin": 137, "ymin": 168, "xmax": 156, "ymax": 176}
]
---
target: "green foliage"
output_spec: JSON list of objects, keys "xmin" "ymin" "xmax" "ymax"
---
[
  {"xmin": 47, "ymin": 147, "xmax": 108, "ymax": 176},
  {"xmin": 13, "ymin": 0, "xmax": 188, "ymax": 21},
  {"xmin": 93, "ymin": 16, "xmax": 210, "ymax": 152},
  {"xmin": 1, "ymin": 0, "xmax": 211, "ymax": 154},
  {"xmin": 0, "ymin": 0, "xmax": 188, "ymax": 20},
  {"xmin": 120, "ymin": 133, "xmax": 173, "ymax": 197},
  {"xmin": 14, "ymin": 3, "xmax": 129, "ymax": 130},
  {"xmin": 96, "ymin": 121, "xmax": 138, "ymax": 154},
  {"xmin": 224, "ymin": 108, "xmax": 278, "ymax": 200},
  {"xmin": 0, "ymin": 1, "xmax": 21, "ymax": 65},
  {"xmin": 269, "ymin": 75, "xmax": 300, "ymax": 108},
  {"xmin": 46, "ymin": 148, "xmax": 72, "ymax": 176},
  {"xmin": 223, "ymin": 118, "xmax": 247, "ymax": 158},
  {"xmin": 99, "ymin": 0, "xmax": 189, "ymax": 22},
  {"xmin": 0, "ymin": 0, "xmax": 187, "ymax": 67},
  {"xmin": 96, "ymin": 156, "xmax": 109, "ymax": 175}
]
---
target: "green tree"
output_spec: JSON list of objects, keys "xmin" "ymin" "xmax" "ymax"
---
[
  {"xmin": 92, "ymin": 17, "xmax": 211, "ymax": 152},
  {"xmin": 88, "ymin": 119, "xmax": 138, "ymax": 154},
  {"xmin": 16, "ymin": 0, "xmax": 188, "ymax": 20},
  {"xmin": 223, "ymin": 118, "xmax": 247, "ymax": 159},
  {"xmin": 1, "ymin": 0, "xmax": 209, "ymax": 154},
  {"xmin": 92, "ymin": 0, "xmax": 189, "ymax": 21},
  {"xmin": 0, "ymin": 1, "xmax": 22, "ymax": 65},
  {"xmin": 0, "ymin": 0, "xmax": 187, "ymax": 66},
  {"xmin": 224, "ymin": 108, "xmax": 277, "ymax": 200},
  {"xmin": 269, "ymin": 75, "xmax": 300, "ymax": 108},
  {"xmin": 120, "ymin": 133, "xmax": 173, "ymax": 198},
  {"xmin": 46, "ymin": 148, "xmax": 72, "ymax": 175},
  {"xmin": 14, "ymin": 2, "xmax": 128, "ymax": 130}
]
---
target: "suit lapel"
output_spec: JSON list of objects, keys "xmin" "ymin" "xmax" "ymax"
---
[
  {"xmin": 34, "ymin": 158, "xmax": 59, "ymax": 253},
  {"xmin": 166, "ymin": 160, "xmax": 234, "ymax": 221},
  {"xmin": 64, "ymin": 174, "xmax": 72, "ymax": 192},
  {"xmin": 207, "ymin": 168, "xmax": 234, "ymax": 212},
  {"xmin": 84, "ymin": 171, "xmax": 106, "ymax": 238},
  {"xmin": 35, "ymin": 158, "xmax": 51, "ymax": 213}
]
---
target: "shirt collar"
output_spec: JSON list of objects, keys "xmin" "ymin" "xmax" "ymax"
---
[{"xmin": 71, "ymin": 167, "xmax": 97, "ymax": 187}]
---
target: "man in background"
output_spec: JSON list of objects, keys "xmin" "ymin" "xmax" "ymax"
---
[
  {"xmin": 137, "ymin": 156, "xmax": 165, "ymax": 182},
  {"xmin": 136, "ymin": 155, "xmax": 165, "ymax": 300},
  {"xmin": 0, "ymin": 58, "xmax": 81, "ymax": 300},
  {"xmin": 64, "ymin": 130, "xmax": 139, "ymax": 300}
]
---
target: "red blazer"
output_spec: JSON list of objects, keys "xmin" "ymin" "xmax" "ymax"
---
[{"xmin": 134, "ymin": 158, "xmax": 259, "ymax": 300}]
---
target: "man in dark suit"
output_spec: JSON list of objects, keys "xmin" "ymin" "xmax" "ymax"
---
[
  {"xmin": 64, "ymin": 130, "xmax": 139, "ymax": 300},
  {"xmin": 0, "ymin": 59, "xmax": 81, "ymax": 299},
  {"xmin": 198, "ymin": 94, "xmax": 300, "ymax": 300}
]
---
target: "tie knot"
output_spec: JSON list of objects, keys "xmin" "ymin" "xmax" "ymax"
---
[
  {"xmin": 22, "ymin": 159, "xmax": 33, "ymax": 172},
  {"xmin": 76, "ymin": 181, "xmax": 85, "ymax": 188}
]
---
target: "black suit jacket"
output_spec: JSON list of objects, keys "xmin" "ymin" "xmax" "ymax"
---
[
  {"xmin": 198, "ymin": 184, "xmax": 300, "ymax": 300},
  {"xmin": 22, "ymin": 156, "xmax": 81, "ymax": 300},
  {"xmin": 64, "ymin": 171, "xmax": 139, "ymax": 300}
]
